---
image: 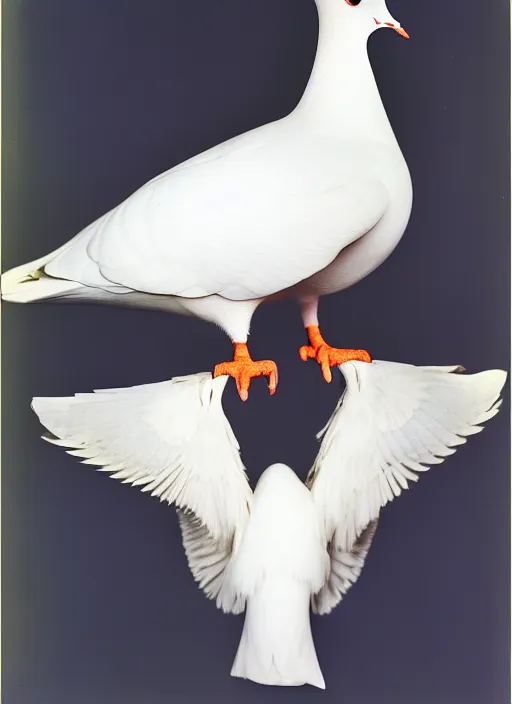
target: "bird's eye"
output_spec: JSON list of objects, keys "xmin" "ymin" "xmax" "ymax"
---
[{"xmin": 345, "ymin": 0, "xmax": 362, "ymax": 6}]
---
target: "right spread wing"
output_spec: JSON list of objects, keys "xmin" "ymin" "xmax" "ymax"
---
[
  {"xmin": 45, "ymin": 128, "xmax": 389, "ymax": 300},
  {"xmin": 308, "ymin": 361, "xmax": 506, "ymax": 553},
  {"xmin": 308, "ymin": 361, "xmax": 506, "ymax": 615}
]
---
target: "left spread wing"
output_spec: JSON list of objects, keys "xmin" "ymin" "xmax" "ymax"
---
[
  {"xmin": 32, "ymin": 373, "xmax": 252, "ymax": 611},
  {"xmin": 308, "ymin": 361, "xmax": 507, "ymax": 554}
]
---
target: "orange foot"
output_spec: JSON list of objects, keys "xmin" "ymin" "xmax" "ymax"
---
[
  {"xmin": 213, "ymin": 342, "xmax": 278, "ymax": 402},
  {"xmin": 299, "ymin": 325, "xmax": 372, "ymax": 383}
]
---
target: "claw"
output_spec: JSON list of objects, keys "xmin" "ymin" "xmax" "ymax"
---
[
  {"xmin": 317, "ymin": 347, "xmax": 333, "ymax": 383},
  {"xmin": 214, "ymin": 342, "xmax": 278, "ymax": 401},
  {"xmin": 268, "ymin": 366, "xmax": 278, "ymax": 395},
  {"xmin": 299, "ymin": 325, "xmax": 371, "ymax": 383},
  {"xmin": 299, "ymin": 344, "xmax": 316, "ymax": 361}
]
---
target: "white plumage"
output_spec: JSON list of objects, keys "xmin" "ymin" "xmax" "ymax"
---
[
  {"xmin": 32, "ymin": 374, "xmax": 251, "ymax": 543},
  {"xmin": 227, "ymin": 464, "xmax": 329, "ymax": 689},
  {"xmin": 31, "ymin": 360, "xmax": 507, "ymax": 688},
  {"xmin": 2, "ymin": 0, "xmax": 413, "ymax": 396},
  {"xmin": 308, "ymin": 361, "xmax": 507, "ymax": 616}
]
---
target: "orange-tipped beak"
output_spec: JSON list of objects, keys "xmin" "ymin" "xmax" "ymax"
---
[
  {"xmin": 394, "ymin": 26, "xmax": 410, "ymax": 39},
  {"xmin": 374, "ymin": 18, "xmax": 410, "ymax": 39}
]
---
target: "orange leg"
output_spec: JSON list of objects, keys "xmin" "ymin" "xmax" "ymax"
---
[
  {"xmin": 299, "ymin": 325, "xmax": 371, "ymax": 383},
  {"xmin": 213, "ymin": 342, "xmax": 278, "ymax": 402}
]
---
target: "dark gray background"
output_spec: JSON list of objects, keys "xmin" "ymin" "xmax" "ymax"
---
[{"xmin": 2, "ymin": 1, "xmax": 510, "ymax": 702}]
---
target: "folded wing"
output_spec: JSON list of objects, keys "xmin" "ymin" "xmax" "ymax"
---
[{"xmin": 45, "ymin": 135, "xmax": 388, "ymax": 301}]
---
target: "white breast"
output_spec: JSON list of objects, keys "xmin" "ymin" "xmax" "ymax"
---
[{"xmin": 293, "ymin": 144, "xmax": 413, "ymax": 297}]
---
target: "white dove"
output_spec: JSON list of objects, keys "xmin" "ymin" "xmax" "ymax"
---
[
  {"xmin": 31, "ymin": 361, "xmax": 506, "ymax": 688},
  {"xmin": 2, "ymin": 0, "xmax": 412, "ymax": 400}
]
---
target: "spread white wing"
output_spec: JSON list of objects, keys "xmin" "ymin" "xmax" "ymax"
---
[
  {"xmin": 32, "ymin": 373, "xmax": 252, "ymax": 611},
  {"xmin": 44, "ymin": 128, "xmax": 389, "ymax": 301},
  {"xmin": 308, "ymin": 360, "xmax": 507, "ymax": 609}
]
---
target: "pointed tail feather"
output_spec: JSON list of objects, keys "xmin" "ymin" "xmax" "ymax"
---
[{"xmin": 1, "ymin": 248, "xmax": 84, "ymax": 303}]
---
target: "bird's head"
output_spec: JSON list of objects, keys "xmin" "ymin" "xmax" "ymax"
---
[{"xmin": 316, "ymin": 0, "xmax": 409, "ymax": 41}]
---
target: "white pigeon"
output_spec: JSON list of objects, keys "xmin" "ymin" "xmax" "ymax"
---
[
  {"xmin": 3, "ymin": 0, "xmax": 412, "ymax": 400},
  {"xmin": 31, "ymin": 361, "xmax": 507, "ymax": 689}
]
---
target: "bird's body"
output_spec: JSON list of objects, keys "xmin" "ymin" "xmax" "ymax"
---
[
  {"xmin": 39, "ymin": 121, "xmax": 410, "ymax": 304},
  {"xmin": 228, "ymin": 464, "xmax": 328, "ymax": 689},
  {"xmin": 1, "ymin": 0, "xmax": 412, "ymax": 397}
]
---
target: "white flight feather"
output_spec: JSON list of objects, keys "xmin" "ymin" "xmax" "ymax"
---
[
  {"xmin": 308, "ymin": 361, "xmax": 507, "ymax": 590},
  {"xmin": 31, "ymin": 373, "xmax": 252, "ymax": 547},
  {"xmin": 311, "ymin": 519, "xmax": 378, "ymax": 616},
  {"xmin": 178, "ymin": 509, "xmax": 247, "ymax": 614}
]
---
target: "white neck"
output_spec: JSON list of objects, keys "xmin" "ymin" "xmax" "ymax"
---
[{"xmin": 294, "ymin": 4, "xmax": 397, "ymax": 145}]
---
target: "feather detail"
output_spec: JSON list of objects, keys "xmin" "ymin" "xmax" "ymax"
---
[
  {"xmin": 32, "ymin": 373, "xmax": 251, "ymax": 542},
  {"xmin": 312, "ymin": 520, "xmax": 378, "ymax": 615},
  {"xmin": 308, "ymin": 361, "xmax": 507, "ymax": 553},
  {"xmin": 177, "ymin": 509, "xmax": 246, "ymax": 614}
]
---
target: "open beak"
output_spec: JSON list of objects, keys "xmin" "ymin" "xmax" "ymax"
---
[{"xmin": 374, "ymin": 18, "xmax": 410, "ymax": 39}]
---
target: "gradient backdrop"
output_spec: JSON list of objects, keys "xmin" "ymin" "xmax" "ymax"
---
[{"xmin": 2, "ymin": 1, "xmax": 510, "ymax": 702}]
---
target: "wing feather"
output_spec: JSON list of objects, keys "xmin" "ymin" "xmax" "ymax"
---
[
  {"xmin": 309, "ymin": 361, "xmax": 507, "ymax": 553},
  {"xmin": 312, "ymin": 520, "xmax": 378, "ymax": 616},
  {"xmin": 32, "ymin": 373, "xmax": 253, "ymax": 610},
  {"xmin": 177, "ymin": 509, "xmax": 246, "ymax": 614},
  {"xmin": 32, "ymin": 372, "xmax": 252, "ymax": 543}
]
